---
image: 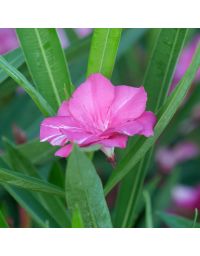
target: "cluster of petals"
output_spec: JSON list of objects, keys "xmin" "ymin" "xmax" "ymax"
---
[{"xmin": 40, "ymin": 73, "xmax": 156, "ymax": 159}]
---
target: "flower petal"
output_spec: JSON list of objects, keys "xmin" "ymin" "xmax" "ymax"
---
[
  {"xmin": 100, "ymin": 134, "xmax": 128, "ymax": 148},
  {"xmin": 55, "ymin": 144, "xmax": 73, "ymax": 157},
  {"xmin": 57, "ymin": 100, "xmax": 71, "ymax": 116},
  {"xmin": 116, "ymin": 111, "xmax": 156, "ymax": 137},
  {"xmin": 69, "ymin": 73, "xmax": 115, "ymax": 132},
  {"xmin": 110, "ymin": 86, "xmax": 147, "ymax": 126},
  {"xmin": 40, "ymin": 116, "xmax": 82, "ymax": 146}
]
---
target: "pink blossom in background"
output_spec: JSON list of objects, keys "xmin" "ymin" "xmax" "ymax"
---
[
  {"xmin": 172, "ymin": 185, "xmax": 200, "ymax": 211},
  {"xmin": 0, "ymin": 28, "xmax": 18, "ymax": 54},
  {"xmin": 156, "ymin": 142, "xmax": 199, "ymax": 172},
  {"xmin": 40, "ymin": 73, "xmax": 156, "ymax": 159},
  {"xmin": 56, "ymin": 28, "xmax": 69, "ymax": 48},
  {"xmin": 75, "ymin": 28, "xmax": 92, "ymax": 38},
  {"xmin": 170, "ymin": 35, "xmax": 200, "ymax": 92},
  {"xmin": 57, "ymin": 28, "xmax": 92, "ymax": 48}
]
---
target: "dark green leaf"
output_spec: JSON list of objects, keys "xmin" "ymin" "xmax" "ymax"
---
[
  {"xmin": 16, "ymin": 28, "xmax": 74, "ymax": 111},
  {"xmin": 0, "ymin": 167, "xmax": 65, "ymax": 197},
  {"xmin": 113, "ymin": 29, "xmax": 189, "ymax": 227},
  {"xmin": 3, "ymin": 139, "xmax": 70, "ymax": 227},
  {"xmin": 0, "ymin": 55, "xmax": 54, "ymax": 116},
  {"xmin": 0, "ymin": 210, "xmax": 9, "ymax": 228},
  {"xmin": 104, "ymin": 44, "xmax": 200, "ymax": 195},
  {"xmin": 157, "ymin": 211, "xmax": 200, "ymax": 228},
  {"xmin": 66, "ymin": 146, "xmax": 112, "ymax": 228}
]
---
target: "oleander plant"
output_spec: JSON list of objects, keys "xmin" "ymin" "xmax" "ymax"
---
[{"xmin": 0, "ymin": 28, "xmax": 200, "ymax": 228}]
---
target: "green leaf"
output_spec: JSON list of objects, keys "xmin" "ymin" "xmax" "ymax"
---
[
  {"xmin": 4, "ymin": 186, "xmax": 59, "ymax": 227},
  {"xmin": 192, "ymin": 209, "xmax": 198, "ymax": 228},
  {"xmin": 113, "ymin": 29, "xmax": 189, "ymax": 227},
  {"xmin": 117, "ymin": 29, "xmax": 147, "ymax": 59},
  {"xmin": 1, "ymin": 139, "xmax": 56, "ymax": 166},
  {"xmin": 143, "ymin": 190, "xmax": 153, "ymax": 228},
  {"xmin": 3, "ymin": 139, "xmax": 70, "ymax": 227},
  {"xmin": 0, "ymin": 55, "xmax": 54, "ymax": 116},
  {"xmin": 71, "ymin": 206, "xmax": 84, "ymax": 228},
  {"xmin": 0, "ymin": 48, "xmax": 24, "ymax": 83},
  {"xmin": 87, "ymin": 28, "xmax": 122, "ymax": 78},
  {"xmin": 16, "ymin": 28, "xmax": 74, "ymax": 111},
  {"xmin": 157, "ymin": 211, "xmax": 200, "ymax": 228},
  {"xmin": 0, "ymin": 210, "xmax": 9, "ymax": 228},
  {"xmin": 0, "ymin": 167, "xmax": 65, "ymax": 197},
  {"xmin": 65, "ymin": 146, "xmax": 112, "ymax": 228},
  {"xmin": 104, "ymin": 43, "xmax": 200, "ymax": 196},
  {"xmin": 64, "ymin": 29, "xmax": 79, "ymax": 44}
]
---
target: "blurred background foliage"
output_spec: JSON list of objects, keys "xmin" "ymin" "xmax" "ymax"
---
[{"xmin": 0, "ymin": 28, "xmax": 200, "ymax": 228}]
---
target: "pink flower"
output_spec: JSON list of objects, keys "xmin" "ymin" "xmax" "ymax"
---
[
  {"xmin": 170, "ymin": 35, "xmax": 200, "ymax": 92},
  {"xmin": 172, "ymin": 185, "xmax": 200, "ymax": 210},
  {"xmin": 56, "ymin": 28, "xmax": 69, "ymax": 49},
  {"xmin": 0, "ymin": 28, "xmax": 18, "ymax": 55},
  {"xmin": 156, "ymin": 142, "xmax": 199, "ymax": 172},
  {"xmin": 40, "ymin": 74, "xmax": 156, "ymax": 159},
  {"xmin": 75, "ymin": 28, "xmax": 92, "ymax": 38}
]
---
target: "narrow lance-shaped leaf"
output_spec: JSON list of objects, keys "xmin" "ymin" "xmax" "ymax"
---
[
  {"xmin": 0, "ymin": 55, "xmax": 54, "ymax": 116},
  {"xmin": 157, "ymin": 211, "xmax": 200, "ymax": 228},
  {"xmin": 0, "ymin": 167, "xmax": 65, "ymax": 197},
  {"xmin": 143, "ymin": 190, "xmax": 153, "ymax": 228},
  {"xmin": 5, "ymin": 186, "xmax": 59, "ymax": 228},
  {"xmin": 87, "ymin": 28, "xmax": 122, "ymax": 78},
  {"xmin": 3, "ymin": 139, "xmax": 70, "ymax": 227},
  {"xmin": 16, "ymin": 28, "xmax": 74, "ymax": 111},
  {"xmin": 0, "ymin": 48, "xmax": 24, "ymax": 83},
  {"xmin": 66, "ymin": 146, "xmax": 112, "ymax": 228},
  {"xmin": 0, "ymin": 211, "xmax": 9, "ymax": 228},
  {"xmin": 114, "ymin": 29, "xmax": 189, "ymax": 227},
  {"xmin": 104, "ymin": 44, "xmax": 200, "ymax": 196}
]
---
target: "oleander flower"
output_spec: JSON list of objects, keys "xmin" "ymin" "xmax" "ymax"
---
[
  {"xmin": 170, "ymin": 36, "xmax": 200, "ymax": 93},
  {"xmin": 0, "ymin": 28, "xmax": 18, "ymax": 54},
  {"xmin": 172, "ymin": 185, "xmax": 200, "ymax": 211},
  {"xmin": 156, "ymin": 142, "xmax": 199, "ymax": 172},
  {"xmin": 40, "ymin": 73, "xmax": 156, "ymax": 159}
]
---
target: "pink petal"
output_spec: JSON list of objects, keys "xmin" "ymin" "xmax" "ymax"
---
[
  {"xmin": 99, "ymin": 134, "xmax": 128, "ymax": 148},
  {"xmin": 57, "ymin": 100, "xmax": 71, "ymax": 116},
  {"xmin": 69, "ymin": 73, "xmax": 115, "ymax": 132},
  {"xmin": 40, "ymin": 116, "xmax": 82, "ymax": 145},
  {"xmin": 116, "ymin": 111, "xmax": 156, "ymax": 137},
  {"xmin": 136, "ymin": 111, "xmax": 157, "ymax": 136},
  {"xmin": 110, "ymin": 86, "xmax": 147, "ymax": 126},
  {"xmin": 55, "ymin": 144, "xmax": 73, "ymax": 157}
]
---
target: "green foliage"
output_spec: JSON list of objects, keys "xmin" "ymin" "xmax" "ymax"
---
[
  {"xmin": 114, "ymin": 29, "xmax": 189, "ymax": 228},
  {"xmin": 0, "ymin": 28, "xmax": 200, "ymax": 228},
  {"xmin": 87, "ymin": 28, "xmax": 122, "ymax": 78},
  {"xmin": 105, "ymin": 44, "xmax": 200, "ymax": 195},
  {"xmin": 66, "ymin": 146, "xmax": 112, "ymax": 228},
  {"xmin": 0, "ymin": 210, "xmax": 9, "ymax": 228},
  {"xmin": 16, "ymin": 28, "xmax": 74, "ymax": 110},
  {"xmin": 157, "ymin": 211, "xmax": 200, "ymax": 228}
]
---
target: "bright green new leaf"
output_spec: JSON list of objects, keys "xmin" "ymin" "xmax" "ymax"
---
[{"xmin": 87, "ymin": 28, "xmax": 122, "ymax": 78}]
